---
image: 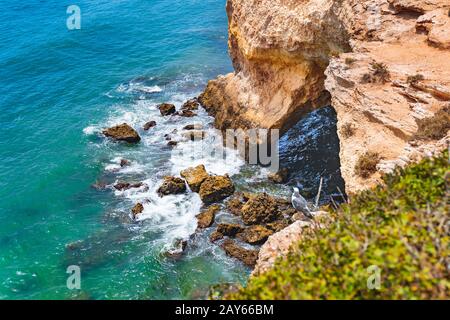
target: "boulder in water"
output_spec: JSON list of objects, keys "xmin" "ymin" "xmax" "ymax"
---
[
  {"xmin": 131, "ymin": 203, "xmax": 144, "ymax": 219},
  {"xmin": 216, "ymin": 223, "xmax": 243, "ymax": 237},
  {"xmin": 113, "ymin": 182, "xmax": 144, "ymax": 191},
  {"xmin": 268, "ymin": 168, "xmax": 290, "ymax": 184},
  {"xmin": 120, "ymin": 159, "xmax": 131, "ymax": 167},
  {"xmin": 196, "ymin": 205, "xmax": 220, "ymax": 229},
  {"xmin": 241, "ymin": 193, "xmax": 281, "ymax": 225},
  {"xmin": 221, "ymin": 239, "xmax": 259, "ymax": 267},
  {"xmin": 182, "ymin": 130, "xmax": 206, "ymax": 141},
  {"xmin": 157, "ymin": 103, "xmax": 176, "ymax": 116},
  {"xmin": 143, "ymin": 120, "xmax": 156, "ymax": 131},
  {"xmin": 157, "ymin": 176, "xmax": 186, "ymax": 196},
  {"xmin": 183, "ymin": 124, "xmax": 203, "ymax": 131},
  {"xmin": 179, "ymin": 110, "xmax": 197, "ymax": 117},
  {"xmin": 199, "ymin": 175, "xmax": 235, "ymax": 204},
  {"xmin": 181, "ymin": 98, "xmax": 200, "ymax": 111},
  {"xmin": 165, "ymin": 238, "xmax": 188, "ymax": 259},
  {"xmin": 102, "ymin": 123, "xmax": 141, "ymax": 143},
  {"xmin": 180, "ymin": 165, "xmax": 210, "ymax": 192}
]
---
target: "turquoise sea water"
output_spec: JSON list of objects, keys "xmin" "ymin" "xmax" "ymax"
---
[
  {"xmin": 0, "ymin": 0, "xmax": 344, "ymax": 300},
  {"xmin": 0, "ymin": 0, "xmax": 250, "ymax": 299}
]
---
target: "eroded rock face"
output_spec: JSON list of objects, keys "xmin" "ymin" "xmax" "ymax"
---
[
  {"xmin": 216, "ymin": 223, "xmax": 244, "ymax": 237},
  {"xmin": 103, "ymin": 123, "xmax": 141, "ymax": 143},
  {"xmin": 157, "ymin": 176, "xmax": 186, "ymax": 196},
  {"xmin": 202, "ymin": 0, "xmax": 450, "ymax": 194},
  {"xmin": 196, "ymin": 205, "xmax": 220, "ymax": 229},
  {"xmin": 180, "ymin": 165, "xmax": 210, "ymax": 192},
  {"xmin": 221, "ymin": 239, "xmax": 259, "ymax": 267},
  {"xmin": 199, "ymin": 175, "xmax": 235, "ymax": 204}
]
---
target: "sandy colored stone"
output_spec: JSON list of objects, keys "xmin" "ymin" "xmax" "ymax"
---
[
  {"xmin": 103, "ymin": 123, "xmax": 141, "ymax": 143},
  {"xmin": 157, "ymin": 176, "xmax": 186, "ymax": 196},
  {"xmin": 180, "ymin": 165, "xmax": 210, "ymax": 192},
  {"xmin": 237, "ymin": 225, "xmax": 274, "ymax": 245},
  {"xmin": 221, "ymin": 239, "xmax": 259, "ymax": 267},
  {"xmin": 196, "ymin": 205, "xmax": 220, "ymax": 229},
  {"xmin": 199, "ymin": 175, "xmax": 235, "ymax": 204}
]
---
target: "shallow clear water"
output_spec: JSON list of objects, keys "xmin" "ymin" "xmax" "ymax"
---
[{"xmin": 0, "ymin": 0, "xmax": 344, "ymax": 300}]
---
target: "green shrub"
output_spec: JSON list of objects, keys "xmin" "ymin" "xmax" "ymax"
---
[
  {"xmin": 228, "ymin": 150, "xmax": 449, "ymax": 300},
  {"xmin": 355, "ymin": 151, "xmax": 381, "ymax": 178}
]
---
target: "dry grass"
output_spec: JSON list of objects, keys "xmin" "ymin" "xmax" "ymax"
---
[
  {"xmin": 407, "ymin": 74, "xmax": 425, "ymax": 85},
  {"xmin": 355, "ymin": 151, "xmax": 381, "ymax": 178},
  {"xmin": 412, "ymin": 106, "xmax": 450, "ymax": 141},
  {"xmin": 345, "ymin": 57, "xmax": 357, "ymax": 65},
  {"xmin": 341, "ymin": 123, "xmax": 355, "ymax": 138}
]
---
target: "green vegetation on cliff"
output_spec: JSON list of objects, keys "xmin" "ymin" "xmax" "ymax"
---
[{"xmin": 229, "ymin": 150, "xmax": 449, "ymax": 299}]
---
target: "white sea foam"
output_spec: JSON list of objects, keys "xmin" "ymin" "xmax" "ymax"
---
[{"xmin": 83, "ymin": 125, "xmax": 99, "ymax": 135}]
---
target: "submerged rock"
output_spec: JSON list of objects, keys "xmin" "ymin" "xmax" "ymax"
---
[
  {"xmin": 268, "ymin": 168, "xmax": 290, "ymax": 184},
  {"xmin": 180, "ymin": 165, "xmax": 210, "ymax": 192},
  {"xmin": 143, "ymin": 120, "xmax": 156, "ymax": 131},
  {"xmin": 113, "ymin": 182, "xmax": 144, "ymax": 191},
  {"xmin": 167, "ymin": 141, "xmax": 178, "ymax": 147},
  {"xmin": 157, "ymin": 103, "xmax": 176, "ymax": 116},
  {"xmin": 241, "ymin": 193, "xmax": 281, "ymax": 225},
  {"xmin": 199, "ymin": 175, "xmax": 235, "ymax": 204},
  {"xmin": 179, "ymin": 110, "xmax": 197, "ymax": 117},
  {"xmin": 131, "ymin": 203, "xmax": 144, "ymax": 219},
  {"xmin": 157, "ymin": 176, "xmax": 186, "ymax": 196},
  {"xmin": 120, "ymin": 159, "xmax": 131, "ymax": 167},
  {"xmin": 165, "ymin": 238, "xmax": 188, "ymax": 259},
  {"xmin": 196, "ymin": 205, "xmax": 220, "ymax": 229},
  {"xmin": 210, "ymin": 231, "xmax": 224, "ymax": 243},
  {"xmin": 237, "ymin": 225, "xmax": 274, "ymax": 245},
  {"xmin": 102, "ymin": 123, "xmax": 141, "ymax": 143},
  {"xmin": 221, "ymin": 239, "xmax": 259, "ymax": 267}
]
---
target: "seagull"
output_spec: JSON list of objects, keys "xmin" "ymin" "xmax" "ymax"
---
[{"xmin": 292, "ymin": 187, "xmax": 313, "ymax": 219}]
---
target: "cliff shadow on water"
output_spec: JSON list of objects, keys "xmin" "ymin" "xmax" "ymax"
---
[{"xmin": 278, "ymin": 105, "xmax": 346, "ymax": 203}]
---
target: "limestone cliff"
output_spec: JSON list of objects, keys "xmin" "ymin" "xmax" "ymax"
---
[{"xmin": 201, "ymin": 0, "xmax": 450, "ymax": 194}]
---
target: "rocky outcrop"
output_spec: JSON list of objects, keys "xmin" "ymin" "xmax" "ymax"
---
[
  {"xmin": 180, "ymin": 165, "xmax": 210, "ymax": 192},
  {"xmin": 143, "ymin": 121, "xmax": 156, "ymax": 131},
  {"xmin": 158, "ymin": 103, "xmax": 176, "ymax": 116},
  {"xmin": 131, "ymin": 203, "xmax": 144, "ymax": 219},
  {"xmin": 202, "ymin": 0, "xmax": 450, "ymax": 194},
  {"xmin": 199, "ymin": 175, "xmax": 235, "ymax": 204},
  {"xmin": 237, "ymin": 225, "xmax": 274, "ymax": 245},
  {"xmin": 241, "ymin": 193, "xmax": 281, "ymax": 225},
  {"xmin": 103, "ymin": 123, "xmax": 141, "ymax": 143},
  {"xmin": 196, "ymin": 205, "xmax": 220, "ymax": 229},
  {"xmin": 221, "ymin": 239, "xmax": 259, "ymax": 267},
  {"xmin": 157, "ymin": 176, "xmax": 186, "ymax": 196}
]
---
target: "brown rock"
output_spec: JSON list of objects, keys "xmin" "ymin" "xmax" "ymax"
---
[
  {"xmin": 266, "ymin": 220, "xmax": 290, "ymax": 232},
  {"xmin": 113, "ymin": 182, "xmax": 144, "ymax": 191},
  {"xmin": 268, "ymin": 168, "xmax": 289, "ymax": 184},
  {"xmin": 180, "ymin": 165, "xmax": 210, "ymax": 192},
  {"xmin": 237, "ymin": 225, "xmax": 274, "ymax": 245},
  {"xmin": 183, "ymin": 124, "xmax": 203, "ymax": 130},
  {"xmin": 102, "ymin": 123, "xmax": 141, "ymax": 143},
  {"xmin": 120, "ymin": 159, "xmax": 131, "ymax": 167},
  {"xmin": 216, "ymin": 223, "xmax": 244, "ymax": 237},
  {"xmin": 179, "ymin": 110, "xmax": 197, "ymax": 117},
  {"xmin": 199, "ymin": 175, "xmax": 235, "ymax": 204},
  {"xmin": 131, "ymin": 203, "xmax": 144, "ymax": 219},
  {"xmin": 91, "ymin": 181, "xmax": 107, "ymax": 190},
  {"xmin": 157, "ymin": 103, "xmax": 176, "ymax": 116},
  {"xmin": 165, "ymin": 238, "xmax": 188, "ymax": 259},
  {"xmin": 143, "ymin": 121, "xmax": 156, "ymax": 130},
  {"xmin": 196, "ymin": 205, "xmax": 220, "ymax": 229},
  {"xmin": 157, "ymin": 176, "xmax": 186, "ymax": 196},
  {"xmin": 181, "ymin": 98, "xmax": 200, "ymax": 111},
  {"xmin": 167, "ymin": 141, "xmax": 178, "ymax": 147},
  {"xmin": 241, "ymin": 193, "xmax": 281, "ymax": 225},
  {"xmin": 221, "ymin": 239, "xmax": 259, "ymax": 267}
]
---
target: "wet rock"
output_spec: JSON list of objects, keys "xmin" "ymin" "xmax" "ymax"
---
[
  {"xmin": 179, "ymin": 110, "xmax": 197, "ymax": 117},
  {"xmin": 266, "ymin": 220, "xmax": 290, "ymax": 233},
  {"xmin": 120, "ymin": 159, "xmax": 131, "ymax": 167},
  {"xmin": 157, "ymin": 103, "xmax": 176, "ymax": 116},
  {"xmin": 199, "ymin": 175, "xmax": 235, "ymax": 204},
  {"xmin": 113, "ymin": 182, "xmax": 144, "ymax": 191},
  {"xmin": 210, "ymin": 231, "xmax": 224, "ymax": 243},
  {"xmin": 157, "ymin": 176, "xmax": 186, "ymax": 196},
  {"xmin": 221, "ymin": 239, "xmax": 259, "ymax": 267},
  {"xmin": 183, "ymin": 124, "xmax": 203, "ymax": 131},
  {"xmin": 165, "ymin": 238, "xmax": 188, "ymax": 259},
  {"xmin": 180, "ymin": 165, "xmax": 210, "ymax": 192},
  {"xmin": 91, "ymin": 181, "xmax": 108, "ymax": 190},
  {"xmin": 102, "ymin": 123, "xmax": 141, "ymax": 143},
  {"xmin": 196, "ymin": 205, "xmax": 220, "ymax": 229},
  {"xmin": 182, "ymin": 130, "xmax": 206, "ymax": 141},
  {"xmin": 225, "ymin": 196, "xmax": 244, "ymax": 216},
  {"xmin": 237, "ymin": 225, "xmax": 274, "ymax": 245},
  {"xmin": 241, "ymin": 193, "xmax": 281, "ymax": 225},
  {"xmin": 131, "ymin": 203, "xmax": 144, "ymax": 219},
  {"xmin": 216, "ymin": 223, "xmax": 244, "ymax": 237},
  {"xmin": 164, "ymin": 134, "xmax": 172, "ymax": 141},
  {"xmin": 268, "ymin": 168, "xmax": 289, "ymax": 184},
  {"xmin": 167, "ymin": 141, "xmax": 178, "ymax": 147},
  {"xmin": 181, "ymin": 98, "xmax": 200, "ymax": 111},
  {"xmin": 143, "ymin": 120, "xmax": 156, "ymax": 131}
]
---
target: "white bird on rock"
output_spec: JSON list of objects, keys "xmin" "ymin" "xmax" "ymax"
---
[{"xmin": 292, "ymin": 187, "xmax": 313, "ymax": 219}]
